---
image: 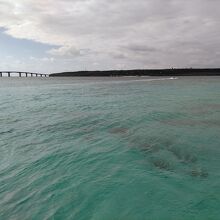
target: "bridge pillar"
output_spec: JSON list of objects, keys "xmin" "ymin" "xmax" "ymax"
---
[
  {"xmin": 8, "ymin": 72, "xmax": 10, "ymax": 77},
  {"xmin": 19, "ymin": 72, "xmax": 21, "ymax": 77},
  {"xmin": 0, "ymin": 72, "xmax": 2, "ymax": 77},
  {"xmin": 25, "ymin": 73, "xmax": 28, "ymax": 77},
  {"xmin": 31, "ymin": 73, "xmax": 33, "ymax": 77}
]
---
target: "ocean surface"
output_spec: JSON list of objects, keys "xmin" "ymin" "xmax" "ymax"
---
[{"xmin": 0, "ymin": 76, "xmax": 220, "ymax": 220}]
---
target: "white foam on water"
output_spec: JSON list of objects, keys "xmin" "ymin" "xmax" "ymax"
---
[
  {"xmin": 96, "ymin": 77, "xmax": 178, "ymax": 85},
  {"xmin": 30, "ymin": 76, "xmax": 178, "ymax": 88}
]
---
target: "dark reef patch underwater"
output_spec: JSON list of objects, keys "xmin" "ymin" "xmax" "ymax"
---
[{"xmin": 0, "ymin": 76, "xmax": 220, "ymax": 219}]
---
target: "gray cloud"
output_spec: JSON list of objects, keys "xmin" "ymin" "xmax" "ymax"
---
[
  {"xmin": 1, "ymin": 0, "xmax": 220, "ymax": 71},
  {"xmin": 123, "ymin": 44, "xmax": 159, "ymax": 53}
]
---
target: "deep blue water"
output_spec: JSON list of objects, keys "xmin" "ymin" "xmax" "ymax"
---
[{"xmin": 0, "ymin": 76, "xmax": 220, "ymax": 219}]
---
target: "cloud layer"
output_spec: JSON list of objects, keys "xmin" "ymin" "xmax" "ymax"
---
[{"xmin": 1, "ymin": 0, "xmax": 220, "ymax": 71}]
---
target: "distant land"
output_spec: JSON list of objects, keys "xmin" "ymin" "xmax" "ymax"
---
[{"xmin": 49, "ymin": 68, "xmax": 220, "ymax": 77}]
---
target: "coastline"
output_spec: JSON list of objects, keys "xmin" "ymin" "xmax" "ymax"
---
[{"xmin": 49, "ymin": 68, "xmax": 220, "ymax": 77}]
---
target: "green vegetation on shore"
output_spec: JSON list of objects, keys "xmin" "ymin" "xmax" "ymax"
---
[{"xmin": 50, "ymin": 68, "xmax": 220, "ymax": 77}]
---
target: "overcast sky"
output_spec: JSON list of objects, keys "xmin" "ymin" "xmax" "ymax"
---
[{"xmin": 0, "ymin": 0, "xmax": 220, "ymax": 73}]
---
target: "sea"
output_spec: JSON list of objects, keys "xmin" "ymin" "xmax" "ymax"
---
[{"xmin": 0, "ymin": 76, "xmax": 220, "ymax": 220}]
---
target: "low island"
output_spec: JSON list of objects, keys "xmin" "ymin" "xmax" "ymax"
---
[{"xmin": 49, "ymin": 68, "xmax": 220, "ymax": 77}]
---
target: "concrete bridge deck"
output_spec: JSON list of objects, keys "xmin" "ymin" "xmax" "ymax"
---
[{"xmin": 0, "ymin": 71, "xmax": 49, "ymax": 77}]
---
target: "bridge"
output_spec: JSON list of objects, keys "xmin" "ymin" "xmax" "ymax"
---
[{"xmin": 0, "ymin": 71, "xmax": 49, "ymax": 77}]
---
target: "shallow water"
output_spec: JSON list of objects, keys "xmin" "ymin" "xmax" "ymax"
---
[{"xmin": 0, "ymin": 76, "xmax": 220, "ymax": 220}]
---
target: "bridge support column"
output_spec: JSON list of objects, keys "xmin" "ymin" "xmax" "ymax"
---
[
  {"xmin": 25, "ymin": 73, "xmax": 28, "ymax": 77},
  {"xmin": 31, "ymin": 73, "xmax": 33, "ymax": 77},
  {"xmin": 19, "ymin": 72, "xmax": 21, "ymax": 77},
  {"xmin": 36, "ymin": 74, "xmax": 38, "ymax": 77},
  {"xmin": 8, "ymin": 72, "xmax": 10, "ymax": 77},
  {"xmin": 0, "ymin": 72, "xmax": 2, "ymax": 77}
]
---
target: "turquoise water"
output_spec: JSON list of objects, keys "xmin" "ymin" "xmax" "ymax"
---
[{"xmin": 0, "ymin": 76, "xmax": 220, "ymax": 220}]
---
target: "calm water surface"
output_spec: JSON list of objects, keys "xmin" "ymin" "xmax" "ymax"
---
[{"xmin": 0, "ymin": 76, "xmax": 220, "ymax": 219}]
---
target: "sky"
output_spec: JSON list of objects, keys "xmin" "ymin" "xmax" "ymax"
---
[{"xmin": 0, "ymin": 0, "xmax": 220, "ymax": 73}]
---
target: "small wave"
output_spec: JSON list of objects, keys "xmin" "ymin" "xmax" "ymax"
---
[{"xmin": 0, "ymin": 128, "xmax": 15, "ymax": 135}]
